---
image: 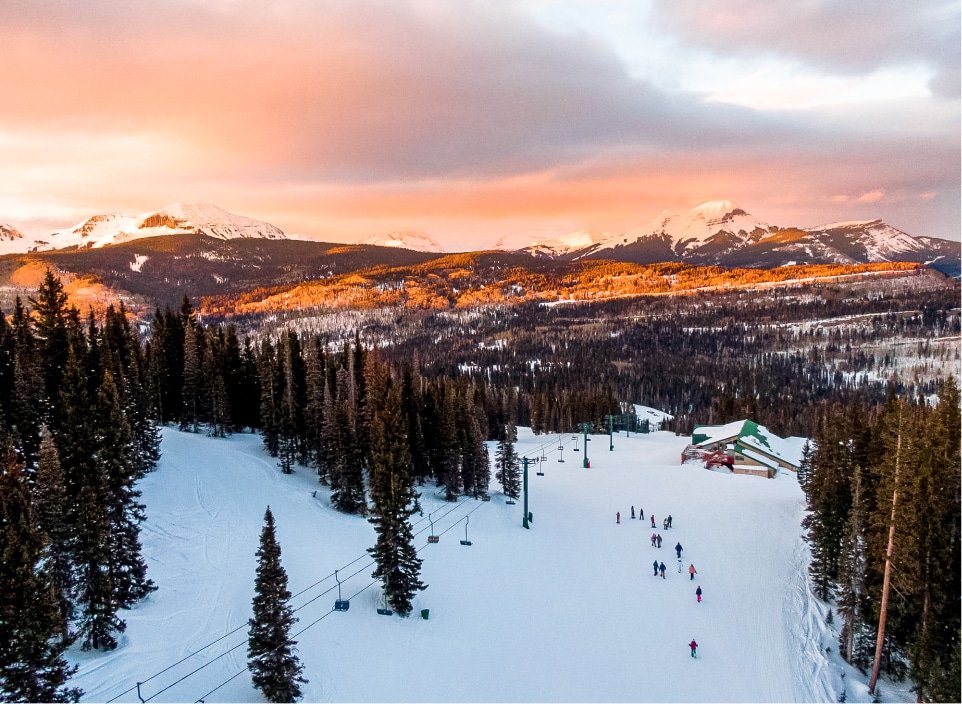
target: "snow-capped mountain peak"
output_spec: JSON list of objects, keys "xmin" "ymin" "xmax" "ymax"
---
[
  {"xmin": 148, "ymin": 203, "xmax": 285, "ymax": 240},
  {"xmin": 354, "ymin": 231, "xmax": 445, "ymax": 253},
  {"xmin": 522, "ymin": 229, "xmax": 613, "ymax": 258},
  {"xmin": 1, "ymin": 203, "xmax": 287, "ymax": 253},
  {"xmin": 638, "ymin": 200, "xmax": 770, "ymax": 247}
]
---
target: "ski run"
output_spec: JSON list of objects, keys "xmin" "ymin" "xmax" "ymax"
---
[{"xmin": 68, "ymin": 425, "xmax": 911, "ymax": 702}]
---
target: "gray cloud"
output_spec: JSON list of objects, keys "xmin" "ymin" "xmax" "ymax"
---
[{"xmin": 652, "ymin": 0, "xmax": 960, "ymax": 99}]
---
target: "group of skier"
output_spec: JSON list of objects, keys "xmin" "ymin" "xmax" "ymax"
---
[{"xmin": 628, "ymin": 506, "xmax": 704, "ymax": 659}]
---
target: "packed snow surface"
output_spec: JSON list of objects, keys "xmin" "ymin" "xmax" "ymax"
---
[{"xmin": 71, "ymin": 426, "xmax": 849, "ymax": 703}]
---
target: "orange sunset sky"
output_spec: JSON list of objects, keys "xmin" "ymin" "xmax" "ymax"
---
[{"xmin": 2, "ymin": 0, "xmax": 959, "ymax": 250}]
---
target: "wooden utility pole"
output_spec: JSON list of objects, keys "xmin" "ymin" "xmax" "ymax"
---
[{"xmin": 868, "ymin": 404, "xmax": 903, "ymax": 695}]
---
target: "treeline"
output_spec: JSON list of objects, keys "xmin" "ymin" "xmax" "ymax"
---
[
  {"xmin": 0, "ymin": 273, "xmax": 161, "ymax": 702},
  {"xmin": 800, "ymin": 380, "xmax": 960, "ymax": 701},
  {"xmin": 145, "ymin": 299, "xmax": 619, "ymax": 505}
]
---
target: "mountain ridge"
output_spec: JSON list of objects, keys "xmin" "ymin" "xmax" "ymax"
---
[{"xmin": 3, "ymin": 200, "xmax": 958, "ymax": 276}]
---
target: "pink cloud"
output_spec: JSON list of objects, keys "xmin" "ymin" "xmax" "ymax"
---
[{"xmin": 857, "ymin": 190, "xmax": 885, "ymax": 203}]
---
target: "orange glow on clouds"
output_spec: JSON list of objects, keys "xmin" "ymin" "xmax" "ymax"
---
[{"xmin": 0, "ymin": 0, "xmax": 958, "ymax": 246}]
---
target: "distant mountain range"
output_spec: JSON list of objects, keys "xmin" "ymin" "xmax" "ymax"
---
[
  {"xmin": 0, "ymin": 203, "xmax": 286, "ymax": 255},
  {"xmin": 1, "ymin": 200, "xmax": 958, "ymax": 276},
  {"xmin": 520, "ymin": 200, "xmax": 960, "ymax": 277},
  {"xmin": 353, "ymin": 231, "xmax": 445, "ymax": 253}
]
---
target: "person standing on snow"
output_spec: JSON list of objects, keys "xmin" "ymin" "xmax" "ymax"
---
[
  {"xmin": 651, "ymin": 533, "xmax": 657, "ymax": 547},
  {"xmin": 616, "ymin": 511, "xmax": 620, "ymax": 524},
  {"xmin": 639, "ymin": 507, "xmax": 644, "ymax": 521},
  {"xmin": 651, "ymin": 515, "xmax": 656, "ymax": 528},
  {"xmin": 631, "ymin": 506, "xmax": 635, "ymax": 519},
  {"xmin": 696, "ymin": 585, "xmax": 703, "ymax": 602},
  {"xmin": 675, "ymin": 542, "xmax": 683, "ymax": 559},
  {"xmin": 653, "ymin": 559, "xmax": 659, "ymax": 577},
  {"xmin": 659, "ymin": 561, "xmax": 666, "ymax": 578},
  {"xmin": 689, "ymin": 639, "xmax": 698, "ymax": 658},
  {"xmin": 667, "ymin": 514, "xmax": 673, "ymax": 528},
  {"xmin": 656, "ymin": 534, "xmax": 663, "ymax": 548},
  {"xmin": 688, "ymin": 564, "xmax": 697, "ymax": 581}
]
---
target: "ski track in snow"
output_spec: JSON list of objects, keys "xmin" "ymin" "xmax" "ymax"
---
[{"xmin": 69, "ymin": 427, "xmax": 842, "ymax": 703}]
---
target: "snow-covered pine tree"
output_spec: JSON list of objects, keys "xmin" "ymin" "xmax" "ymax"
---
[
  {"xmin": 0, "ymin": 443, "xmax": 83, "ymax": 703},
  {"xmin": 367, "ymin": 386, "xmax": 426, "ymax": 616},
  {"xmin": 495, "ymin": 421, "xmax": 520, "ymax": 499},
  {"xmin": 248, "ymin": 507, "xmax": 306, "ymax": 702}
]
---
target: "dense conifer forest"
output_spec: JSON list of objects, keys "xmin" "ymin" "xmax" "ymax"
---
[{"xmin": 0, "ymin": 270, "xmax": 958, "ymax": 700}]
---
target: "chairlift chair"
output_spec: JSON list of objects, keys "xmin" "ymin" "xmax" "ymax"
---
[
  {"xmin": 376, "ymin": 589, "xmax": 393, "ymax": 616},
  {"xmin": 460, "ymin": 516, "xmax": 473, "ymax": 546},
  {"xmin": 536, "ymin": 457, "xmax": 544, "ymax": 476},
  {"xmin": 334, "ymin": 569, "xmax": 350, "ymax": 611},
  {"xmin": 427, "ymin": 513, "xmax": 440, "ymax": 543}
]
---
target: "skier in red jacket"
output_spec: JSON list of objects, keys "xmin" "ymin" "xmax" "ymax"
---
[{"xmin": 689, "ymin": 639, "xmax": 698, "ymax": 658}]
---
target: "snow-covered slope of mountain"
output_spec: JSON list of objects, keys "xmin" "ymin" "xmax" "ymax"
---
[
  {"xmin": 3, "ymin": 203, "xmax": 286, "ymax": 253},
  {"xmin": 0, "ymin": 224, "xmax": 25, "ymax": 241},
  {"xmin": 590, "ymin": 200, "xmax": 774, "ymax": 258},
  {"xmin": 354, "ymin": 231, "xmax": 445, "ymax": 253},
  {"xmin": 521, "ymin": 229, "xmax": 612, "ymax": 258},
  {"xmin": 70, "ymin": 426, "xmax": 850, "ymax": 703},
  {"xmin": 802, "ymin": 220, "xmax": 928, "ymax": 261}
]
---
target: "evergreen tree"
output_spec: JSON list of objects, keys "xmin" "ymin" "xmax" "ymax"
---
[
  {"xmin": 891, "ymin": 378, "xmax": 961, "ymax": 700},
  {"xmin": 803, "ymin": 403, "xmax": 854, "ymax": 600},
  {"xmin": 837, "ymin": 464, "xmax": 870, "ymax": 669},
  {"xmin": 74, "ymin": 467, "xmax": 125, "ymax": 651},
  {"xmin": 30, "ymin": 270, "xmax": 70, "ymax": 426},
  {"xmin": 259, "ymin": 340, "xmax": 280, "ymax": 457},
  {"xmin": 180, "ymin": 322, "xmax": 204, "ymax": 432},
  {"xmin": 367, "ymin": 386, "xmax": 426, "ymax": 616},
  {"xmin": 317, "ymin": 377, "xmax": 337, "ymax": 485},
  {"xmin": 33, "ymin": 427, "xmax": 74, "ymax": 644},
  {"xmin": 495, "ymin": 422, "xmax": 520, "ymax": 499},
  {"xmin": 248, "ymin": 507, "xmax": 305, "ymax": 703},
  {"xmin": 330, "ymin": 368, "xmax": 365, "ymax": 514},
  {"xmin": 0, "ymin": 444, "xmax": 82, "ymax": 703},
  {"xmin": 95, "ymin": 371, "xmax": 155, "ymax": 608},
  {"xmin": 437, "ymin": 384, "xmax": 462, "ymax": 501}
]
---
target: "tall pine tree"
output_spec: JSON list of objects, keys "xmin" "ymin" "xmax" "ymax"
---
[
  {"xmin": 248, "ymin": 507, "xmax": 306, "ymax": 703},
  {"xmin": 0, "ymin": 444, "xmax": 82, "ymax": 703},
  {"xmin": 367, "ymin": 386, "xmax": 426, "ymax": 616}
]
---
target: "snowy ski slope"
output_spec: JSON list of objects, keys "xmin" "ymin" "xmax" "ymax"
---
[{"xmin": 70, "ymin": 426, "xmax": 845, "ymax": 702}]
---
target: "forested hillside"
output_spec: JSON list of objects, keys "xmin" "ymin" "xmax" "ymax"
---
[{"xmin": 0, "ymin": 269, "xmax": 958, "ymax": 701}]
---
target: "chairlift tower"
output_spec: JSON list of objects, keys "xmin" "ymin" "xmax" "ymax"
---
[
  {"xmin": 522, "ymin": 457, "xmax": 531, "ymax": 529},
  {"xmin": 580, "ymin": 422, "xmax": 590, "ymax": 468}
]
